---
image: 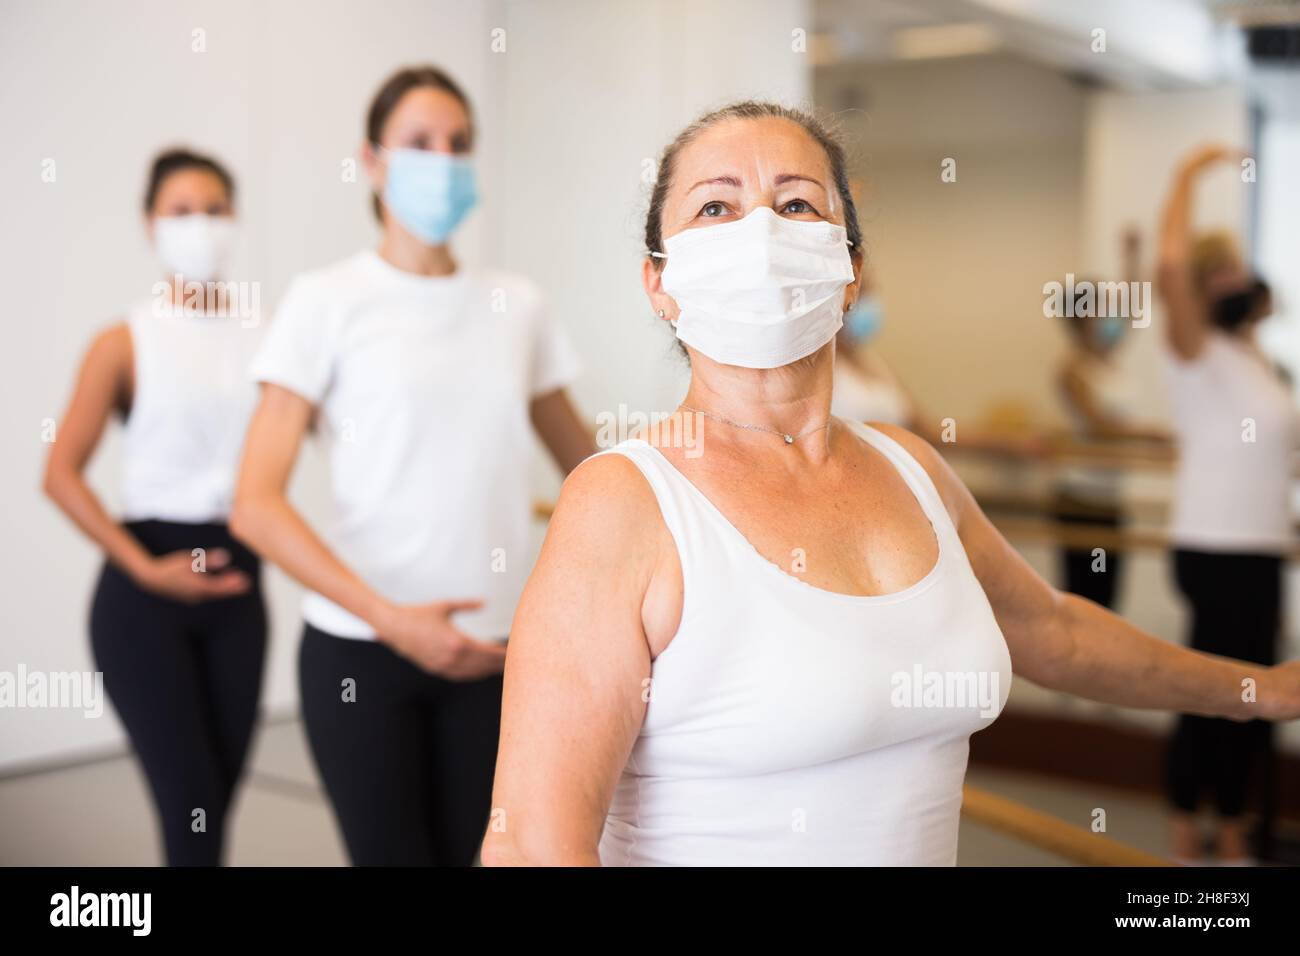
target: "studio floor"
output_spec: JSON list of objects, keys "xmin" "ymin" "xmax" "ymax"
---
[{"xmin": 0, "ymin": 717, "xmax": 1175, "ymax": 866}]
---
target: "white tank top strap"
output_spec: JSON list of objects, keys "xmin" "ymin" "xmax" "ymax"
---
[
  {"xmin": 125, "ymin": 303, "xmax": 157, "ymax": 395},
  {"xmin": 590, "ymin": 419, "xmax": 962, "ymax": 596},
  {"xmin": 587, "ymin": 438, "xmax": 744, "ymax": 585},
  {"xmin": 840, "ymin": 418, "xmax": 960, "ymax": 545}
]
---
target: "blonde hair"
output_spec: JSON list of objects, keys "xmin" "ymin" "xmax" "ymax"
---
[{"xmin": 1190, "ymin": 230, "xmax": 1242, "ymax": 296}]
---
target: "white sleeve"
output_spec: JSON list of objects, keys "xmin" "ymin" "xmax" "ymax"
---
[
  {"xmin": 528, "ymin": 288, "xmax": 582, "ymax": 398},
  {"xmin": 247, "ymin": 277, "xmax": 336, "ymax": 405}
]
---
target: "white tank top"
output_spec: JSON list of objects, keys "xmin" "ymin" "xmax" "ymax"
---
[
  {"xmin": 1057, "ymin": 354, "xmax": 1137, "ymax": 504},
  {"xmin": 1166, "ymin": 334, "xmax": 1299, "ymax": 554},
  {"xmin": 120, "ymin": 300, "xmax": 265, "ymax": 523},
  {"xmin": 595, "ymin": 420, "xmax": 1012, "ymax": 866}
]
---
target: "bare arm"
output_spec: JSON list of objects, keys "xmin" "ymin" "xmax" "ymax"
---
[
  {"xmin": 875, "ymin": 423, "xmax": 1300, "ymax": 723},
  {"xmin": 480, "ymin": 453, "xmax": 668, "ymax": 865},
  {"xmin": 1157, "ymin": 145, "xmax": 1239, "ymax": 361},
  {"xmin": 529, "ymin": 387, "xmax": 596, "ymax": 475},
  {"xmin": 231, "ymin": 383, "xmax": 504, "ymax": 678},
  {"xmin": 1057, "ymin": 360, "xmax": 1169, "ymax": 443},
  {"xmin": 43, "ymin": 324, "xmax": 248, "ymax": 601}
]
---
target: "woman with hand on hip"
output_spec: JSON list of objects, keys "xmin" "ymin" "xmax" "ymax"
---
[
  {"xmin": 481, "ymin": 103, "xmax": 1300, "ymax": 866},
  {"xmin": 43, "ymin": 149, "xmax": 266, "ymax": 866},
  {"xmin": 232, "ymin": 66, "xmax": 592, "ymax": 866}
]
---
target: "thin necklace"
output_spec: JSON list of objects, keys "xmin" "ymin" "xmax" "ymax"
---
[{"xmin": 680, "ymin": 404, "xmax": 831, "ymax": 446}]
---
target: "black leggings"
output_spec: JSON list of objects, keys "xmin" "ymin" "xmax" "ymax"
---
[
  {"xmin": 298, "ymin": 623, "xmax": 504, "ymax": 866},
  {"xmin": 1053, "ymin": 495, "xmax": 1125, "ymax": 610},
  {"xmin": 1165, "ymin": 548, "xmax": 1282, "ymax": 819},
  {"xmin": 89, "ymin": 520, "xmax": 266, "ymax": 866}
]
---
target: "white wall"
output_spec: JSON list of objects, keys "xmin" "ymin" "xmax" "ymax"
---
[
  {"xmin": 1256, "ymin": 118, "xmax": 1300, "ymax": 377},
  {"xmin": 0, "ymin": 0, "xmax": 508, "ymax": 770},
  {"xmin": 497, "ymin": 0, "xmax": 814, "ymax": 423},
  {"xmin": 1079, "ymin": 87, "xmax": 1249, "ymax": 422},
  {"xmin": 814, "ymin": 53, "xmax": 1088, "ymax": 428},
  {"xmin": 0, "ymin": 0, "xmax": 810, "ymax": 770}
]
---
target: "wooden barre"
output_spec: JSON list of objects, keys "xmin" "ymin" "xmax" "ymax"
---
[
  {"xmin": 988, "ymin": 515, "xmax": 1300, "ymax": 560},
  {"xmin": 990, "ymin": 515, "xmax": 1168, "ymax": 553},
  {"xmin": 961, "ymin": 784, "xmax": 1173, "ymax": 866},
  {"xmin": 943, "ymin": 437, "xmax": 1177, "ymax": 470}
]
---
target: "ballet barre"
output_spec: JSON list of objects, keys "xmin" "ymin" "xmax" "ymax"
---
[
  {"xmin": 986, "ymin": 514, "xmax": 1300, "ymax": 560},
  {"xmin": 943, "ymin": 435, "xmax": 1177, "ymax": 470},
  {"xmin": 960, "ymin": 785, "xmax": 1173, "ymax": 866}
]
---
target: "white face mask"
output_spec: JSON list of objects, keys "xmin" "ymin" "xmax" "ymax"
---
[
  {"xmin": 153, "ymin": 214, "xmax": 237, "ymax": 282},
  {"xmin": 657, "ymin": 206, "xmax": 855, "ymax": 369}
]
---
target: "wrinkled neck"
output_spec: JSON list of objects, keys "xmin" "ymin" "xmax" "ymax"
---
[{"xmin": 682, "ymin": 340, "xmax": 837, "ymax": 461}]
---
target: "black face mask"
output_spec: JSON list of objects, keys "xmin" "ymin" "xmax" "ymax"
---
[{"xmin": 1211, "ymin": 278, "xmax": 1269, "ymax": 332}]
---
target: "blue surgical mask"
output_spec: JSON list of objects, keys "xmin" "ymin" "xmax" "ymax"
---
[
  {"xmin": 1096, "ymin": 314, "xmax": 1125, "ymax": 348},
  {"xmin": 379, "ymin": 147, "xmax": 478, "ymax": 245},
  {"xmin": 844, "ymin": 295, "xmax": 884, "ymax": 343}
]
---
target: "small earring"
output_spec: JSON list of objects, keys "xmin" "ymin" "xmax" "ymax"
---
[{"xmin": 657, "ymin": 310, "xmax": 665, "ymax": 318}]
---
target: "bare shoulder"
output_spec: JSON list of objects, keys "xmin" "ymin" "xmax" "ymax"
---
[
  {"xmin": 859, "ymin": 421, "xmax": 969, "ymax": 524},
  {"xmin": 544, "ymin": 451, "xmax": 667, "ymax": 565},
  {"xmin": 79, "ymin": 321, "xmax": 133, "ymax": 403},
  {"xmin": 87, "ymin": 321, "xmax": 131, "ymax": 365}
]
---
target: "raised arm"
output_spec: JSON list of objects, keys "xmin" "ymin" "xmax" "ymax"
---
[
  {"xmin": 43, "ymin": 324, "xmax": 248, "ymax": 602},
  {"xmin": 874, "ymin": 423, "xmax": 1300, "ymax": 723},
  {"xmin": 231, "ymin": 383, "xmax": 504, "ymax": 679},
  {"xmin": 1156, "ymin": 145, "xmax": 1239, "ymax": 360},
  {"xmin": 480, "ymin": 453, "xmax": 672, "ymax": 865}
]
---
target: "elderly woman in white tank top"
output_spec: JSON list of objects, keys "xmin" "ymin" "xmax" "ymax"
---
[{"xmin": 482, "ymin": 104, "xmax": 1300, "ymax": 867}]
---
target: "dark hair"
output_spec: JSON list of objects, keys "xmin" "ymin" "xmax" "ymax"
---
[
  {"xmin": 365, "ymin": 65, "xmax": 474, "ymax": 221},
  {"xmin": 1211, "ymin": 276, "xmax": 1271, "ymax": 332},
  {"xmin": 143, "ymin": 148, "xmax": 234, "ymax": 213},
  {"xmin": 643, "ymin": 101, "xmax": 863, "ymax": 260}
]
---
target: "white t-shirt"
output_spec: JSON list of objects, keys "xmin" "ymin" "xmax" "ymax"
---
[
  {"xmin": 1057, "ymin": 353, "xmax": 1138, "ymax": 505},
  {"xmin": 249, "ymin": 250, "xmax": 581, "ymax": 640},
  {"xmin": 1165, "ymin": 333, "xmax": 1298, "ymax": 554}
]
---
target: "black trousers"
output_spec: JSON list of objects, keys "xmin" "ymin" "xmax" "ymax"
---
[
  {"xmin": 1165, "ymin": 548, "xmax": 1282, "ymax": 819},
  {"xmin": 1053, "ymin": 494, "xmax": 1125, "ymax": 610},
  {"xmin": 298, "ymin": 623, "xmax": 504, "ymax": 866},
  {"xmin": 89, "ymin": 520, "xmax": 267, "ymax": 866}
]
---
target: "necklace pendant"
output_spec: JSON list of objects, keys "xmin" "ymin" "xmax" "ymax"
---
[{"xmin": 783, "ymin": 434, "xmax": 794, "ymax": 444}]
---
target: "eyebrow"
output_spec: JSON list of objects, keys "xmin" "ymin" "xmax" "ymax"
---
[
  {"xmin": 775, "ymin": 173, "xmax": 824, "ymax": 189},
  {"xmin": 685, "ymin": 173, "xmax": 825, "ymax": 193},
  {"xmin": 686, "ymin": 175, "xmax": 742, "ymax": 192}
]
